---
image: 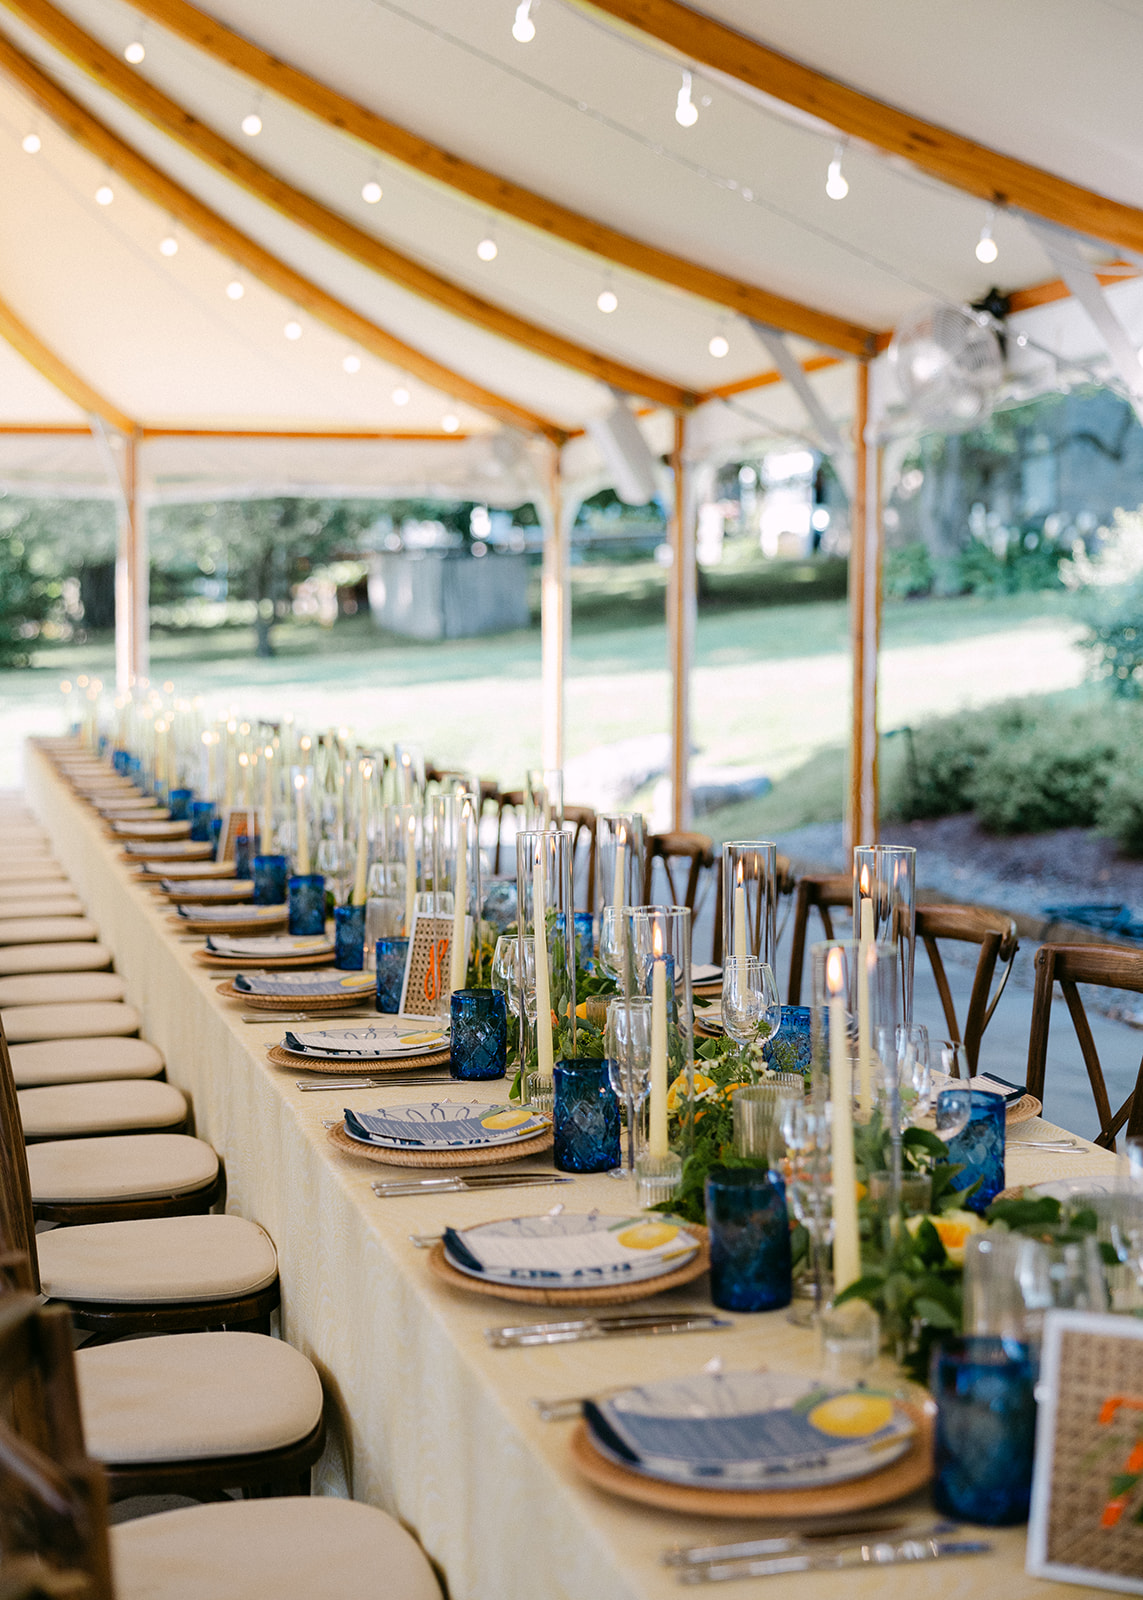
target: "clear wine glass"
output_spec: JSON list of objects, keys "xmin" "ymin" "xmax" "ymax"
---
[
  {"xmin": 596, "ymin": 905, "xmax": 623, "ymax": 985},
  {"xmin": 722, "ymin": 957, "xmax": 781, "ymax": 1053},
  {"xmin": 491, "ymin": 935, "xmax": 520, "ymax": 1019},
  {"xmin": 316, "ymin": 835, "xmax": 351, "ymax": 907},
  {"xmin": 896, "ymin": 1021, "xmax": 931, "ymax": 1123},
  {"xmin": 606, "ymin": 997, "xmax": 653, "ymax": 1178}
]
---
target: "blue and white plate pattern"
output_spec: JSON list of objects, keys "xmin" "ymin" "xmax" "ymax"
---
[
  {"xmin": 233, "ymin": 971, "xmax": 375, "ymax": 996},
  {"xmin": 343, "ymin": 1101, "xmax": 548, "ymax": 1151},
  {"xmin": 443, "ymin": 1212, "xmax": 698, "ymax": 1286},
  {"xmin": 282, "ymin": 1022, "xmax": 447, "ymax": 1059}
]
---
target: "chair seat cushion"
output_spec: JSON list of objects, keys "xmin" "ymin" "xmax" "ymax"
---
[
  {"xmin": 0, "ymin": 862, "xmax": 66, "ymax": 882},
  {"xmin": 111, "ymin": 1497, "xmax": 441, "ymax": 1600},
  {"xmin": 0, "ymin": 917, "xmax": 97, "ymax": 945},
  {"xmin": 0, "ymin": 942, "xmax": 113, "ymax": 975},
  {"xmin": 78, "ymin": 1332, "xmax": 323, "ymax": 1464},
  {"xmin": 0, "ymin": 880, "xmax": 78, "ymax": 900},
  {"xmin": 18, "ymin": 1079, "xmax": 186, "ymax": 1136},
  {"xmin": 28, "ymin": 1132, "xmax": 217, "ymax": 1201},
  {"xmin": 38, "ymin": 1212, "xmax": 278, "ymax": 1303},
  {"xmin": 0, "ymin": 972, "xmax": 125, "ymax": 1008},
  {"xmin": 10, "ymin": 1035, "xmax": 164, "ymax": 1086},
  {"xmin": 2, "ymin": 1001, "xmax": 140, "ymax": 1042},
  {"xmin": 0, "ymin": 897, "xmax": 85, "ymax": 920}
]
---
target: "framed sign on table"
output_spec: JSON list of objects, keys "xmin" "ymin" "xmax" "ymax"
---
[
  {"xmin": 398, "ymin": 912, "xmax": 471, "ymax": 1018},
  {"xmin": 217, "ymin": 808, "xmax": 259, "ymax": 863},
  {"xmin": 1027, "ymin": 1309, "xmax": 1143, "ymax": 1593}
]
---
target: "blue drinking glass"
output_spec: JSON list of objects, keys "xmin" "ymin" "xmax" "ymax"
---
[
  {"xmin": 189, "ymin": 800, "xmax": 216, "ymax": 842},
  {"xmin": 553, "ymin": 1058, "xmax": 620, "ymax": 1172},
  {"xmin": 288, "ymin": 874, "xmax": 326, "ymax": 936},
  {"xmin": 234, "ymin": 833, "xmax": 259, "ymax": 879},
  {"xmin": 941, "ymin": 1088, "xmax": 1006, "ymax": 1213},
  {"xmin": 450, "ymin": 989, "xmax": 508, "ymax": 1080},
  {"xmin": 334, "ymin": 904, "xmax": 366, "ymax": 970},
  {"xmin": 931, "ymin": 1336, "xmax": 1037, "ymax": 1525},
  {"xmin": 762, "ymin": 1004, "xmax": 812, "ymax": 1076},
  {"xmin": 573, "ymin": 911, "xmax": 595, "ymax": 973},
  {"xmin": 112, "ymin": 748, "xmax": 130, "ymax": 775},
  {"xmin": 704, "ymin": 1166, "xmax": 793, "ymax": 1312},
  {"xmin": 252, "ymin": 853, "xmax": 288, "ymax": 905},
  {"xmin": 168, "ymin": 787, "xmax": 193, "ymax": 822},
  {"xmin": 375, "ymin": 937, "xmax": 409, "ymax": 1013}
]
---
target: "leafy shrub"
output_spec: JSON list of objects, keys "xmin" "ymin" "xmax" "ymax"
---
[
  {"xmin": 1078, "ymin": 578, "xmax": 1143, "ymax": 700},
  {"xmin": 0, "ymin": 533, "xmax": 55, "ymax": 667},
  {"xmin": 971, "ymin": 723, "xmax": 1119, "ymax": 832},
  {"xmin": 1097, "ymin": 767, "xmax": 1143, "ymax": 856},
  {"xmin": 951, "ymin": 526, "xmax": 1066, "ymax": 597},
  {"xmin": 894, "ymin": 703, "xmax": 1036, "ymax": 821},
  {"xmin": 884, "ymin": 542, "xmax": 935, "ymax": 599}
]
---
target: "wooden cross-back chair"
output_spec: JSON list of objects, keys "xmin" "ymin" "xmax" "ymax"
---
[
  {"xmin": 492, "ymin": 794, "xmax": 597, "ymax": 910},
  {"xmin": 1027, "ymin": 944, "xmax": 1143, "ymax": 1149},
  {"xmin": 786, "ymin": 875, "xmax": 1018, "ymax": 1073},
  {"xmin": 642, "ymin": 832, "xmax": 717, "ymax": 962}
]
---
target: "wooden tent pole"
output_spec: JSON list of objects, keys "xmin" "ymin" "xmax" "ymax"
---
[
  {"xmin": 846, "ymin": 362, "xmax": 880, "ymax": 852},
  {"xmin": 113, "ymin": 429, "xmax": 147, "ymax": 691},
  {"xmin": 540, "ymin": 446, "xmax": 568, "ymax": 773},
  {"xmin": 668, "ymin": 413, "xmax": 693, "ymax": 831}
]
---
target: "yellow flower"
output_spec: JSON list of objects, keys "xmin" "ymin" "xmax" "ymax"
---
[
  {"xmin": 669, "ymin": 1071, "xmax": 714, "ymax": 1112},
  {"xmin": 906, "ymin": 1209, "xmax": 986, "ymax": 1265}
]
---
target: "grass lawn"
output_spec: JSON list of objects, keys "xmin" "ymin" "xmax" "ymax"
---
[{"xmin": 0, "ymin": 587, "xmax": 1088, "ymax": 826}]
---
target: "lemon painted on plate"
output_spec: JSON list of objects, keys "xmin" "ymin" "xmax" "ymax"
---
[
  {"xmin": 337, "ymin": 975, "xmax": 375, "ymax": 989},
  {"xmin": 397, "ymin": 1031, "xmax": 446, "ymax": 1047},
  {"xmin": 481, "ymin": 1109, "xmax": 536, "ymax": 1131},
  {"xmin": 615, "ymin": 1221, "xmax": 679, "ymax": 1251},
  {"xmin": 807, "ymin": 1393, "xmax": 895, "ymax": 1439}
]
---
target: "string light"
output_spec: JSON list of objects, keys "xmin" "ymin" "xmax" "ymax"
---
[
  {"xmin": 708, "ymin": 334, "xmax": 729, "ymax": 358},
  {"xmin": 596, "ymin": 288, "xmax": 618, "ymax": 314},
  {"xmin": 476, "ymin": 236, "xmax": 498, "ymax": 261},
  {"xmin": 241, "ymin": 111, "xmax": 262, "ymax": 137},
  {"xmin": 124, "ymin": 40, "xmax": 145, "ymax": 63},
  {"xmin": 95, "ymin": 183, "xmax": 114, "ymax": 205},
  {"xmin": 392, "ymin": 384, "xmax": 410, "ymax": 406},
  {"xmin": 21, "ymin": 132, "xmax": 40, "ymax": 154},
  {"xmin": 361, "ymin": 179, "xmax": 382, "ymax": 203},
  {"xmin": 825, "ymin": 144, "xmax": 848, "ymax": 200},
  {"xmin": 342, "ymin": 353, "xmax": 361, "ymax": 373},
  {"xmin": 675, "ymin": 70, "xmax": 698, "ymax": 127},
  {"xmin": 511, "ymin": 1, "xmax": 535, "ymax": 43},
  {"xmin": 158, "ymin": 234, "xmax": 178, "ymax": 256},
  {"xmin": 284, "ymin": 319, "xmax": 302, "ymax": 340},
  {"xmin": 975, "ymin": 207, "xmax": 999, "ymax": 264},
  {"xmin": 441, "ymin": 414, "xmax": 460, "ymax": 433},
  {"xmin": 225, "ymin": 279, "xmax": 245, "ymax": 300}
]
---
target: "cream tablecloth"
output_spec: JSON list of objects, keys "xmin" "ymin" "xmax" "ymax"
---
[{"xmin": 26, "ymin": 744, "xmax": 1117, "ymax": 1600}]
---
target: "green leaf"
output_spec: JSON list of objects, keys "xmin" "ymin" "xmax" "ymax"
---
[
  {"xmin": 913, "ymin": 1296, "xmax": 958, "ymax": 1330},
  {"xmin": 985, "ymin": 1196, "xmax": 1062, "ymax": 1231}
]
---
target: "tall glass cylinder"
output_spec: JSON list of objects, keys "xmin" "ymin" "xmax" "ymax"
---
[
  {"xmin": 429, "ymin": 792, "xmax": 458, "ymax": 912},
  {"xmin": 722, "ymin": 841, "xmax": 778, "ymax": 969},
  {"xmin": 853, "ymin": 845, "xmax": 916, "ymax": 1028},
  {"xmin": 393, "ymin": 744, "xmax": 425, "ymax": 806},
  {"xmin": 595, "ymin": 814, "xmax": 646, "ymax": 931},
  {"xmin": 524, "ymin": 767, "xmax": 563, "ymax": 830},
  {"xmin": 515, "ymin": 829, "xmax": 576, "ymax": 1108},
  {"xmin": 622, "ymin": 905, "xmax": 694, "ymax": 1198},
  {"xmin": 448, "ymin": 792, "xmax": 482, "ymax": 992}
]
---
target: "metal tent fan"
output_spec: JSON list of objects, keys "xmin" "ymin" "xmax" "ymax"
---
[{"xmin": 889, "ymin": 303, "xmax": 1005, "ymax": 431}]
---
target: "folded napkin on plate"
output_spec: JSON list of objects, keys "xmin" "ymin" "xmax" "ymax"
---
[
  {"xmin": 931, "ymin": 1069, "xmax": 1026, "ymax": 1104},
  {"xmin": 176, "ymin": 903, "xmax": 285, "ymax": 921},
  {"xmin": 161, "ymin": 879, "xmax": 253, "ymax": 897},
  {"xmin": 206, "ymin": 934, "xmax": 333, "ymax": 958},
  {"xmin": 442, "ymin": 1214, "xmax": 697, "ymax": 1280},
  {"xmin": 233, "ymin": 970, "xmax": 374, "ymax": 996},
  {"xmin": 283, "ymin": 1024, "xmax": 445, "ymax": 1056},
  {"xmin": 343, "ymin": 1103, "xmax": 545, "ymax": 1149},
  {"xmin": 692, "ymin": 963, "xmax": 723, "ymax": 984}
]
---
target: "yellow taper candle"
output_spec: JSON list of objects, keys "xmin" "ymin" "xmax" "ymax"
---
[
  {"xmin": 532, "ymin": 856, "xmax": 555, "ymax": 1084},
  {"xmin": 294, "ymin": 774, "xmax": 311, "ymax": 875},
  {"xmin": 449, "ymin": 807, "xmax": 468, "ymax": 993},
  {"xmin": 827, "ymin": 946, "xmax": 861, "ymax": 1294},
  {"xmin": 649, "ymin": 922, "xmax": 669, "ymax": 1158},
  {"xmin": 612, "ymin": 826, "xmax": 626, "ymax": 910},
  {"xmin": 734, "ymin": 861, "xmax": 748, "ymax": 967},
  {"xmin": 857, "ymin": 866, "xmax": 874, "ymax": 1118},
  {"xmin": 352, "ymin": 762, "xmax": 372, "ymax": 906},
  {"xmin": 404, "ymin": 814, "xmax": 417, "ymax": 935}
]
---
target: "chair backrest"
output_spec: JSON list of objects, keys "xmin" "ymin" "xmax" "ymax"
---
[
  {"xmin": 1027, "ymin": 944, "xmax": 1143, "ymax": 1149},
  {"xmin": 642, "ymin": 833, "xmax": 717, "ymax": 961},
  {"xmin": 915, "ymin": 904, "xmax": 1018, "ymax": 1073},
  {"xmin": 492, "ymin": 790, "xmax": 524, "ymax": 876},
  {"xmin": 0, "ymin": 1021, "xmax": 40, "ymax": 1293},
  {"xmin": 0, "ymin": 1287, "xmax": 114, "ymax": 1600},
  {"xmin": 562, "ymin": 806, "xmax": 597, "ymax": 914},
  {"xmin": 786, "ymin": 873, "xmax": 850, "ymax": 1005}
]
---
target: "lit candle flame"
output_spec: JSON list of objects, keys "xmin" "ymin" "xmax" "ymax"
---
[
  {"xmin": 859, "ymin": 864, "xmax": 871, "ymax": 897},
  {"xmin": 826, "ymin": 945, "xmax": 845, "ymax": 996},
  {"xmin": 653, "ymin": 922, "xmax": 664, "ymax": 958}
]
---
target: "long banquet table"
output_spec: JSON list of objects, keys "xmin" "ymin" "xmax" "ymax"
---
[{"xmin": 25, "ymin": 742, "xmax": 1117, "ymax": 1600}]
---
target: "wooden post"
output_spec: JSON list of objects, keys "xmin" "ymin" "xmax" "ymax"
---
[
  {"xmin": 540, "ymin": 445, "xmax": 567, "ymax": 772},
  {"xmin": 846, "ymin": 363, "xmax": 881, "ymax": 852},
  {"xmin": 114, "ymin": 429, "xmax": 148, "ymax": 690},
  {"xmin": 668, "ymin": 413, "xmax": 694, "ymax": 830}
]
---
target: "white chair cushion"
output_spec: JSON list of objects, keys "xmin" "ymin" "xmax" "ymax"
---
[
  {"xmin": 37, "ymin": 1213, "xmax": 278, "ymax": 1303},
  {"xmin": 0, "ymin": 880, "xmax": 79, "ymax": 900},
  {"xmin": 28, "ymin": 1133, "xmax": 217, "ymax": 1201},
  {"xmin": 111, "ymin": 1497, "xmax": 441, "ymax": 1600},
  {"xmin": 0, "ymin": 897, "xmax": 85, "ymax": 920},
  {"xmin": 0, "ymin": 862, "xmax": 66, "ymax": 882},
  {"xmin": 0, "ymin": 942, "xmax": 113, "ymax": 976},
  {"xmin": 18, "ymin": 1079, "xmax": 186, "ymax": 1136},
  {"xmin": 0, "ymin": 972, "xmax": 125, "ymax": 1008},
  {"xmin": 10, "ymin": 1035, "xmax": 164, "ymax": 1086},
  {"xmin": 0, "ymin": 917, "xmax": 98, "ymax": 945},
  {"xmin": 2, "ymin": 1001, "xmax": 139, "ymax": 1042},
  {"xmin": 78, "ymin": 1332, "xmax": 323, "ymax": 1464}
]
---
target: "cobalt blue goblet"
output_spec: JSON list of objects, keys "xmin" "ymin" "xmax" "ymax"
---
[
  {"xmin": 375, "ymin": 937, "xmax": 409, "ymax": 1013},
  {"xmin": 931, "ymin": 1336, "xmax": 1037, "ymax": 1524},
  {"xmin": 941, "ymin": 1088, "xmax": 1006, "ymax": 1213},
  {"xmin": 705, "ymin": 1166, "xmax": 792, "ymax": 1312},
  {"xmin": 553, "ymin": 1058, "xmax": 620, "ymax": 1172},
  {"xmin": 450, "ymin": 988, "xmax": 508, "ymax": 1080},
  {"xmin": 334, "ymin": 904, "xmax": 366, "ymax": 970},
  {"xmin": 252, "ymin": 853, "xmax": 287, "ymax": 905},
  {"xmin": 288, "ymin": 874, "xmax": 326, "ymax": 936}
]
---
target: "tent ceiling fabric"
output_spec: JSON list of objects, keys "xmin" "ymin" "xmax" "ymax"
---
[{"xmin": 0, "ymin": 0, "xmax": 1137, "ymax": 497}]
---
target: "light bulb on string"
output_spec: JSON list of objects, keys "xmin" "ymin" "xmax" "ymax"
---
[
  {"xmin": 476, "ymin": 236, "xmax": 498, "ymax": 261},
  {"xmin": 225, "ymin": 279, "xmax": 245, "ymax": 300},
  {"xmin": 708, "ymin": 333, "xmax": 729, "ymax": 358},
  {"xmin": 158, "ymin": 234, "xmax": 178, "ymax": 257},
  {"xmin": 675, "ymin": 70, "xmax": 698, "ymax": 127},
  {"xmin": 392, "ymin": 384, "xmax": 410, "ymax": 406},
  {"xmin": 284, "ymin": 319, "xmax": 302, "ymax": 341},
  {"xmin": 124, "ymin": 39, "xmax": 145, "ymax": 63},
  {"xmin": 975, "ymin": 207, "xmax": 999, "ymax": 264},
  {"xmin": 95, "ymin": 183, "xmax": 114, "ymax": 206},
  {"xmin": 597, "ymin": 287, "xmax": 618, "ymax": 314},
  {"xmin": 826, "ymin": 144, "xmax": 848, "ymax": 200},
  {"xmin": 361, "ymin": 178, "xmax": 382, "ymax": 203},
  {"xmin": 241, "ymin": 111, "xmax": 262, "ymax": 137},
  {"xmin": 512, "ymin": 0, "xmax": 535, "ymax": 43},
  {"xmin": 441, "ymin": 414, "xmax": 460, "ymax": 433},
  {"xmin": 343, "ymin": 353, "xmax": 361, "ymax": 373},
  {"xmin": 21, "ymin": 132, "xmax": 40, "ymax": 154}
]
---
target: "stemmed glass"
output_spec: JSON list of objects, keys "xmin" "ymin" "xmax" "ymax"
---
[
  {"xmin": 596, "ymin": 905, "xmax": 624, "ymax": 986},
  {"xmin": 722, "ymin": 957, "xmax": 781, "ymax": 1057},
  {"xmin": 491, "ymin": 935, "xmax": 521, "ymax": 1022},
  {"xmin": 934, "ymin": 1041, "xmax": 972, "ymax": 1144},
  {"xmin": 606, "ymin": 997, "xmax": 652, "ymax": 1179},
  {"xmin": 317, "ymin": 835, "xmax": 352, "ymax": 907},
  {"xmin": 896, "ymin": 1022, "xmax": 931, "ymax": 1123},
  {"xmin": 782, "ymin": 1097, "xmax": 834, "ymax": 1320}
]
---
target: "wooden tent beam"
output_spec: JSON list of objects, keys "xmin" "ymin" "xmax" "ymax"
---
[
  {"xmin": 3, "ymin": 0, "xmax": 691, "ymax": 408},
  {"xmin": 112, "ymin": 0, "xmax": 873, "ymax": 358},
  {"xmin": 0, "ymin": 291, "xmax": 134, "ymax": 433},
  {"xmin": 583, "ymin": 0, "xmax": 1143, "ymax": 258},
  {"xmin": 0, "ymin": 32, "xmax": 560, "ymax": 438}
]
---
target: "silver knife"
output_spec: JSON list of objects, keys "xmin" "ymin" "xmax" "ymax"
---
[
  {"xmin": 487, "ymin": 1312, "xmax": 731, "ymax": 1348},
  {"xmin": 665, "ymin": 1521, "xmax": 957, "ymax": 1566},
  {"xmin": 241, "ymin": 1010, "xmax": 381, "ymax": 1023},
  {"xmin": 373, "ymin": 1174, "xmax": 573, "ymax": 1197},
  {"xmin": 297, "ymin": 1075, "xmax": 455, "ymax": 1090},
  {"xmin": 680, "ymin": 1537, "xmax": 990, "ymax": 1584}
]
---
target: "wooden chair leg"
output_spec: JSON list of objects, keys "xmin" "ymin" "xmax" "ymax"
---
[
  {"xmin": 961, "ymin": 932, "xmax": 1001, "ymax": 1076},
  {"xmin": 1025, "ymin": 948, "xmax": 1056, "ymax": 1106},
  {"xmin": 786, "ymin": 885, "xmax": 811, "ymax": 1007}
]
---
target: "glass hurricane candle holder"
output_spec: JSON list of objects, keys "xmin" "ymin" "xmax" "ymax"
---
[
  {"xmin": 705, "ymin": 1167, "xmax": 793, "ymax": 1312},
  {"xmin": 940, "ymin": 1088, "xmax": 1006, "ymax": 1213},
  {"xmin": 375, "ymin": 936, "xmax": 409, "ymax": 1014},
  {"xmin": 594, "ymin": 814, "xmax": 646, "ymax": 931},
  {"xmin": 189, "ymin": 799, "xmax": 216, "ymax": 842},
  {"xmin": 252, "ymin": 853, "xmax": 288, "ymax": 905},
  {"xmin": 853, "ymin": 844, "xmax": 917, "ymax": 1029},
  {"xmin": 288, "ymin": 873, "xmax": 326, "ymax": 936},
  {"xmin": 449, "ymin": 988, "xmax": 507, "ymax": 1081},
  {"xmin": 622, "ymin": 905, "xmax": 694, "ymax": 1195},
  {"xmin": 931, "ymin": 1336, "xmax": 1037, "ymax": 1525},
  {"xmin": 524, "ymin": 767, "xmax": 563, "ymax": 830},
  {"xmin": 334, "ymin": 904, "xmax": 366, "ymax": 970},
  {"xmin": 516, "ymin": 829, "xmax": 576, "ymax": 1106},
  {"xmin": 553, "ymin": 1059, "xmax": 620, "ymax": 1173},
  {"xmin": 721, "ymin": 841, "xmax": 778, "ymax": 969}
]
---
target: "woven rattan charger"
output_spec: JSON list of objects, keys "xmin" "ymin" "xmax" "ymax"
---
[
  {"xmin": 171, "ymin": 910, "xmax": 288, "ymax": 935},
  {"xmin": 327, "ymin": 1120, "xmax": 554, "ymax": 1168},
  {"xmin": 215, "ymin": 980, "xmax": 372, "ymax": 1011},
  {"xmin": 194, "ymin": 949, "xmax": 336, "ymax": 971},
  {"xmin": 427, "ymin": 1226, "xmax": 709, "ymax": 1306},
  {"xmin": 267, "ymin": 1043, "xmax": 449, "ymax": 1072}
]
